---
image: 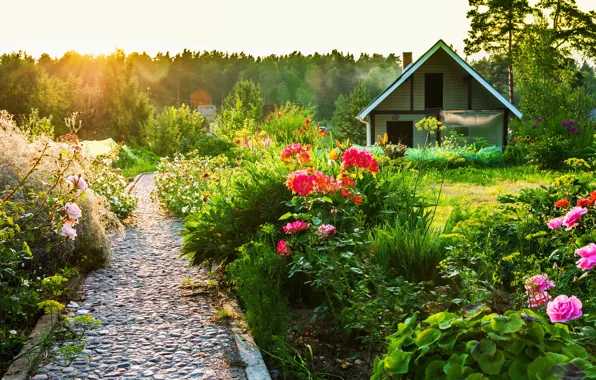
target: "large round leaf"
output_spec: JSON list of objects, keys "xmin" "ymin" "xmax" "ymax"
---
[{"xmin": 416, "ymin": 328, "xmax": 442, "ymax": 348}]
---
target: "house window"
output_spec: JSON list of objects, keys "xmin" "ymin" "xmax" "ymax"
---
[{"xmin": 425, "ymin": 73, "xmax": 443, "ymax": 109}]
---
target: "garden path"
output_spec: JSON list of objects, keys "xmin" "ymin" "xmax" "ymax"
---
[{"xmin": 33, "ymin": 173, "xmax": 247, "ymax": 380}]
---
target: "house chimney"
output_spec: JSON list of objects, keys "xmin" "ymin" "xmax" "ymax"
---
[{"xmin": 402, "ymin": 52, "xmax": 413, "ymax": 71}]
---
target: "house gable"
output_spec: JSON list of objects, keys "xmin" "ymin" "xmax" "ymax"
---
[{"xmin": 357, "ymin": 40, "xmax": 522, "ymax": 118}]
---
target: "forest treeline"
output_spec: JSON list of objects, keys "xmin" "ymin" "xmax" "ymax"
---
[{"xmin": 0, "ymin": 49, "xmax": 403, "ymax": 140}]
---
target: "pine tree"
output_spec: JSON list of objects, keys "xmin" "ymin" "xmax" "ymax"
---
[
  {"xmin": 331, "ymin": 81, "xmax": 372, "ymax": 145},
  {"xmin": 465, "ymin": 0, "xmax": 532, "ymax": 104}
]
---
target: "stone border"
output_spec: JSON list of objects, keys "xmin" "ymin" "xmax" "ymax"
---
[
  {"xmin": 124, "ymin": 172, "xmax": 146, "ymax": 195},
  {"xmin": 2, "ymin": 313, "xmax": 59, "ymax": 380},
  {"xmin": 219, "ymin": 293, "xmax": 272, "ymax": 380}
]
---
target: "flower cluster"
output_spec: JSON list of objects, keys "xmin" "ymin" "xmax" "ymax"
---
[
  {"xmin": 547, "ymin": 206, "xmax": 588, "ymax": 230},
  {"xmin": 341, "ymin": 147, "xmax": 379, "ymax": 174},
  {"xmin": 283, "ymin": 220, "xmax": 310, "ymax": 234},
  {"xmin": 525, "ymin": 274, "xmax": 554, "ymax": 308},
  {"xmin": 280, "ymin": 143, "xmax": 312, "ymax": 164}
]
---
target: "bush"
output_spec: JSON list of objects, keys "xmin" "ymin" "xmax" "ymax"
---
[
  {"xmin": 141, "ymin": 104, "xmax": 206, "ymax": 156},
  {"xmin": 372, "ymin": 308, "xmax": 596, "ymax": 379},
  {"xmin": 261, "ymin": 104, "xmax": 319, "ymax": 145},
  {"xmin": 215, "ymin": 80, "xmax": 263, "ymax": 138},
  {"xmin": 181, "ymin": 155, "xmax": 291, "ymax": 266},
  {"xmin": 227, "ymin": 237, "xmax": 290, "ymax": 349}
]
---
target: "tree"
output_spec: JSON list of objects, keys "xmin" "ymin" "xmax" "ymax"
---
[
  {"xmin": 535, "ymin": 0, "xmax": 596, "ymax": 57},
  {"xmin": 215, "ymin": 80, "xmax": 263, "ymax": 137},
  {"xmin": 331, "ymin": 81, "xmax": 372, "ymax": 144},
  {"xmin": 465, "ymin": 0, "xmax": 532, "ymax": 103},
  {"xmin": 471, "ymin": 55, "xmax": 510, "ymax": 97}
]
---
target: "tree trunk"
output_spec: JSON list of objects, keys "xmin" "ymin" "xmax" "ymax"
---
[{"xmin": 508, "ymin": 6, "xmax": 515, "ymax": 104}]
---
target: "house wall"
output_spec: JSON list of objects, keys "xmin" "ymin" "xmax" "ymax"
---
[
  {"xmin": 374, "ymin": 114, "xmax": 439, "ymax": 147},
  {"xmin": 371, "ymin": 48, "xmax": 508, "ymax": 146},
  {"xmin": 375, "ymin": 49, "xmax": 505, "ymax": 111}
]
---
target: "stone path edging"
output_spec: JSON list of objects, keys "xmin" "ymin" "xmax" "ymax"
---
[{"xmin": 1, "ymin": 313, "xmax": 59, "ymax": 380}]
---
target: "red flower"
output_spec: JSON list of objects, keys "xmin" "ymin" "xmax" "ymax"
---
[
  {"xmin": 555, "ymin": 199, "xmax": 569, "ymax": 208},
  {"xmin": 352, "ymin": 195, "xmax": 363, "ymax": 205},
  {"xmin": 577, "ymin": 198, "xmax": 592, "ymax": 208},
  {"xmin": 277, "ymin": 240, "xmax": 291, "ymax": 255},
  {"xmin": 280, "ymin": 143, "xmax": 312, "ymax": 164}
]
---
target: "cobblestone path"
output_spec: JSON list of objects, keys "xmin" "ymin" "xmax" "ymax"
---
[{"xmin": 34, "ymin": 174, "xmax": 247, "ymax": 380}]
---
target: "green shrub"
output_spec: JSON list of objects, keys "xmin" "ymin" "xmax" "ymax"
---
[
  {"xmin": 227, "ymin": 237, "xmax": 290, "ymax": 348},
  {"xmin": 372, "ymin": 308, "xmax": 596, "ymax": 379},
  {"xmin": 181, "ymin": 156, "xmax": 291, "ymax": 266},
  {"xmin": 141, "ymin": 104, "xmax": 206, "ymax": 156},
  {"xmin": 193, "ymin": 134, "xmax": 236, "ymax": 157},
  {"xmin": 215, "ymin": 80, "xmax": 263, "ymax": 138}
]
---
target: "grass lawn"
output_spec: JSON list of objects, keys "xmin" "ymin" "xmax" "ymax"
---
[{"xmin": 423, "ymin": 166, "xmax": 580, "ymax": 227}]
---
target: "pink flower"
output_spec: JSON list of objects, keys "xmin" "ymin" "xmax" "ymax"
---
[
  {"xmin": 547, "ymin": 217, "xmax": 565, "ymax": 229},
  {"xmin": 65, "ymin": 202, "xmax": 82, "ymax": 220},
  {"xmin": 61, "ymin": 221, "xmax": 77, "ymax": 240},
  {"xmin": 575, "ymin": 243, "xmax": 596, "ymax": 271},
  {"xmin": 277, "ymin": 240, "xmax": 291, "ymax": 256},
  {"xmin": 283, "ymin": 220, "xmax": 310, "ymax": 234},
  {"xmin": 524, "ymin": 274, "xmax": 555, "ymax": 293},
  {"xmin": 527, "ymin": 291, "xmax": 551, "ymax": 309},
  {"xmin": 317, "ymin": 224, "xmax": 336, "ymax": 238},
  {"xmin": 562, "ymin": 207, "xmax": 588, "ymax": 230},
  {"xmin": 280, "ymin": 143, "xmax": 311, "ymax": 164},
  {"xmin": 66, "ymin": 175, "xmax": 88, "ymax": 190},
  {"xmin": 546, "ymin": 295, "xmax": 583, "ymax": 323}
]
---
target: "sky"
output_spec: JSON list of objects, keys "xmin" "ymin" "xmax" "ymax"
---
[{"xmin": 1, "ymin": 0, "xmax": 594, "ymax": 60}]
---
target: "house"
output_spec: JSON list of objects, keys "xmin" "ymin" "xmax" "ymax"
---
[{"xmin": 357, "ymin": 40, "xmax": 522, "ymax": 147}]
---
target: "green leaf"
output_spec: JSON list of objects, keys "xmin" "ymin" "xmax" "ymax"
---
[
  {"xmin": 491, "ymin": 313, "xmax": 524, "ymax": 335},
  {"xmin": 551, "ymin": 363, "xmax": 585, "ymax": 380},
  {"xmin": 405, "ymin": 313, "xmax": 418, "ymax": 329},
  {"xmin": 526, "ymin": 322, "xmax": 546, "ymax": 348},
  {"xmin": 528, "ymin": 354, "xmax": 569, "ymax": 380},
  {"xmin": 478, "ymin": 349, "xmax": 505, "ymax": 375},
  {"xmin": 311, "ymin": 216, "xmax": 321, "ymax": 226},
  {"xmin": 438, "ymin": 333, "xmax": 457, "ymax": 350},
  {"xmin": 508, "ymin": 361, "xmax": 528, "ymax": 380},
  {"xmin": 415, "ymin": 328, "xmax": 442, "ymax": 348},
  {"xmin": 425, "ymin": 312, "xmax": 458, "ymax": 327},
  {"xmin": 322, "ymin": 196, "xmax": 333, "ymax": 203},
  {"xmin": 471, "ymin": 340, "xmax": 495, "ymax": 362},
  {"xmin": 425, "ymin": 360, "xmax": 446, "ymax": 379},
  {"xmin": 561, "ymin": 343, "xmax": 588, "ymax": 360},
  {"xmin": 384, "ymin": 349, "xmax": 411, "ymax": 374},
  {"xmin": 465, "ymin": 374, "xmax": 485, "ymax": 380},
  {"xmin": 278, "ymin": 212, "xmax": 293, "ymax": 220}
]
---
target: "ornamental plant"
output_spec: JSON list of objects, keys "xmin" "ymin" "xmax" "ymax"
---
[{"xmin": 372, "ymin": 308, "xmax": 596, "ymax": 379}]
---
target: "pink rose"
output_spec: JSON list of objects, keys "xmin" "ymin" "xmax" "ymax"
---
[
  {"xmin": 283, "ymin": 220, "xmax": 310, "ymax": 234},
  {"xmin": 61, "ymin": 222, "xmax": 77, "ymax": 240},
  {"xmin": 546, "ymin": 295, "xmax": 583, "ymax": 323},
  {"xmin": 527, "ymin": 291, "xmax": 551, "ymax": 309},
  {"xmin": 547, "ymin": 217, "xmax": 564, "ymax": 229},
  {"xmin": 317, "ymin": 224, "xmax": 336, "ymax": 238},
  {"xmin": 524, "ymin": 274, "xmax": 555, "ymax": 293},
  {"xmin": 562, "ymin": 207, "xmax": 588, "ymax": 230},
  {"xmin": 65, "ymin": 202, "xmax": 82, "ymax": 220},
  {"xmin": 66, "ymin": 175, "xmax": 88, "ymax": 190},
  {"xmin": 575, "ymin": 243, "xmax": 596, "ymax": 271}
]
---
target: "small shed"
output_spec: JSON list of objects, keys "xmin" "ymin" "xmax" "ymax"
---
[{"xmin": 357, "ymin": 40, "xmax": 522, "ymax": 147}]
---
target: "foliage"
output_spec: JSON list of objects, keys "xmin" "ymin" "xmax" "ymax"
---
[
  {"xmin": 88, "ymin": 149, "xmax": 137, "ymax": 219},
  {"xmin": 372, "ymin": 308, "xmax": 596, "ymax": 379},
  {"xmin": 261, "ymin": 104, "xmax": 319, "ymax": 145},
  {"xmin": 227, "ymin": 236, "xmax": 290, "ymax": 349},
  {"xmin": 511, "ymin": 25, "xmax": 596, "ymax": 169},
  {"xmin": 331, "ymin": 81, "xmax": 372, "ymax": 144},
  {"xmin": 114, "ymin": 145, "xmax": 159, "ymax": 178},
  {"xmin": 215, "ymin": 80, "xmax": 264, "ymax": 138},
  {"xmin": 141, "ymin": 104, "xmax": 206, "ymax": 156}
]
